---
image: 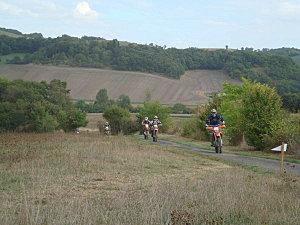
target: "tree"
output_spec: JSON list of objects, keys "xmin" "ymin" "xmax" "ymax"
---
[
  {"xmin": 96, "ymin": 89, "xmax": 109, "ymax": 104},
  {"xmin": 103, "ymin": 105, "xmax": 131, "ymax": 134},
  {"xmin": 241, "ymin": 80, "xmax": 286, "ymax": 149},
  {"xmin": 0, "ymin": 77, "xmax": 87, "ymax": 132},
  {"xmin": 220, "ymin": 83, "xmax": 244, "ymax": 145},
  {"xmin": 172, "ymin": 103, "xmax": 190, "ymax": 114},
  {"xmin": 117, "ymin": 94, "xmax": 132, "ymax": 110}
]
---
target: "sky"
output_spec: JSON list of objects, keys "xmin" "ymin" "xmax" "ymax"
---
[{"xmin": 0, "ymin": 0, "xmax": 299, "ymax": 49}]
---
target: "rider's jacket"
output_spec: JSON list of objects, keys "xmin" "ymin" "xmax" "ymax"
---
[
  {"xmin": 142, "ymin": 119, "xmax": 151, "ymax": 125},
  {"xmin": 206, "ymin": 114, "xmax": 223, "ymax": 126},
  {"xmin": 150, "ymin": 119, "xmax": 162, "ymax": 126}
]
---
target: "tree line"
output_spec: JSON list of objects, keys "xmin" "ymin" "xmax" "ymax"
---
[{"xmin": 0, "ymin": 33, "xmax": 299, "ymax": 111}]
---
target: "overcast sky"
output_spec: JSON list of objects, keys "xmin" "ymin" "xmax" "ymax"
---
[{"xmin": 0, "ymin": 0, "xmax": 299, "ymax": 49}]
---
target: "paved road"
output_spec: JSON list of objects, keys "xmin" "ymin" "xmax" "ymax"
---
[{"xmin": 150, "ymin": 138, "xmax": 300, "ymax": 176}]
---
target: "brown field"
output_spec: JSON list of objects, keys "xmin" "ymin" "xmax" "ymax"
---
[
  {"xmin": 0, "ymin": 64, "xmax": 240, "ymax": 105},
  {"xmin": 0, "ymin": 133, "xmax": 299, "ymax": 225}
]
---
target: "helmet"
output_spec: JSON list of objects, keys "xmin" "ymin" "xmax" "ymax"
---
[
  {"xmin": 154, "ymin": 116, "xmax": 158, "ymax": 119},
  {"xmin": 211, "ymin": 109, "xmax": 217, "ymax": 113},
  {"xmin": 145, "ymin": 117, "xmax": 148, "ymax": 120},
  {"xmin": 105, "ymin": 122, "xmax": 109, "ymax": 125}
]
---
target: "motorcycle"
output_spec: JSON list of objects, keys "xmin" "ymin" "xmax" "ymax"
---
[
  {"xmin": 143, "ymin": 124, "xmax": 150, "ymax": 139},
  {"xmin": 152, "ymin": 124, "xmax": 159, "ymax": 142},
  {"xmin": 104, "ymin": 126, "xmax": 111, "ymax": 136},
  {"xmin": 206, "ymin": 124, "xmax": 225, "ymax": 153}
]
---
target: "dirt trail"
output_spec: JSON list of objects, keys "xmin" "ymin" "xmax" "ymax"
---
[{"xmin": 150, "ymin": 138, "xmax": 300, "ymax": 176}]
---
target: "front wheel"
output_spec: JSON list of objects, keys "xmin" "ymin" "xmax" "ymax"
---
[
  {"xmin": 214, "ymin": 137, "xmax": 222, "ymax": 153},
  {"xmin": 153, "ymin": 131, "xmax": 158, "ymax": 142},
  {"xmin": 144, "ymin": 131, "xmax": 149, "ymax": 139}
]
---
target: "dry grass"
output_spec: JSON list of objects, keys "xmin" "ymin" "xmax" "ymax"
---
[
  {"xmin": 0, "ymin": 64, "xmax": 240, "ymax": 105},
  {"xmin": 0, "ymin": 133, "xmax": 299, "ymax": 225}
]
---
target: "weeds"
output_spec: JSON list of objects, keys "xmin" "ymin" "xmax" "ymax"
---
[{"xmin": 0, "ymin": 133, "xmax": 299, "ymax": 224}]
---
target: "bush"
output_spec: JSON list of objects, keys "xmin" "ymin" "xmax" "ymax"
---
[
  {"xmin": 0, "ymin": 78, "xmax": 87, "ymax": 132},
  {"xmin": 103, "ymin": 105, "xmax": 131, "ymax": 134},
  {"xmin": 220, "ymin": 83, "xmax": 244, "ymax": 145},
  {"xmin": 172, "ymin": 103, "xmax": 191, "ymax": 114},
  {"xmin": 242, "ymin": 80, "xmax": 285, "ymax": 150},
  {"xmin": 181, "ymin": 116, "xmax": 207, "ymax": 140},
  {"xmin": 138, "ymin": 101, "xmax": 171, "ymax": 132}
]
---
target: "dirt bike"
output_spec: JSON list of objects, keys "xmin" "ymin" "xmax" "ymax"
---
[
  {"xmin": 104, "ymin": 126, "xmax": 111, "ymax": 136},
  {"xmin": 206, "ymin": 124, "xmax": 225, "ymax": 153},
  {"xmin": 143, "ymin": 124, "xmax": 150, "ymax": 139},
  {"xmin": 152, "ymin": 124, "xmax": 159, "ymax": 142}
]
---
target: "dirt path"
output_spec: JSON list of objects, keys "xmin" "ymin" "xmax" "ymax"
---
[{"xmin": 149, "ymin": 138, "xmax": 300, "ymax": 176}]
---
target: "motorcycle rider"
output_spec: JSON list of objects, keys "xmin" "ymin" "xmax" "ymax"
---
[
  {"xmin": 150, "ymin": 116, "xmax": 162, "ymax": 136},
  {"xmin": 205, "ymin": 109, "xmax": 224, "ymax": 146},
  {"xmin": 142, "ymin": 117, "xmax": 151, "ymax": 126},
  {"xmin": 103, "ymin": 121, "xmax": 111, "ymax": 132}
]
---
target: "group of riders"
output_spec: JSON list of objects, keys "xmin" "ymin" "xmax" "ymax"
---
[
  {"xmin": 141, "ymin": 116, "xmax": 162, "ymax": 141},
  {"xmin": 99, "ymin": 109, "xmax": 224, "ymax": 150}
]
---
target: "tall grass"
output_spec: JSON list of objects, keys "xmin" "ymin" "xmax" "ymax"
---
[{"xmin": 0, "ymin": 133, "xmax": 299, "ymax": 224}]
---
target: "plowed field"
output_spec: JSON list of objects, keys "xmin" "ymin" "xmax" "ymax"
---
[{"xmin": 0, "ymin": 64, "xmax": 240, "ymax": 105}]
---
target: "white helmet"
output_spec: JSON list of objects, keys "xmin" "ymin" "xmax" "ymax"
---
[
  {"xmin": 105, "ymin": 122, "xmax": 109, "ymax": 125},
  {"xmin": 154, "ymin": 116, "xmax": 158, "ymax": 119},
  {"xmin": 211, "ymin": 109, "xmax": 217, "ymax": 113},
  {"xmin": 145, "ymin": 117, "xmax": 148, "ymax": 120}
]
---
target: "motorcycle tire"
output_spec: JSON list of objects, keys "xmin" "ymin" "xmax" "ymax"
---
[
  {"xmin": 153, "ymin": 132, "xmax": 157, "ymax": 142},
  {"xmin": 215, "ymin": 137, "xmax": 222, "ymax": 153}
]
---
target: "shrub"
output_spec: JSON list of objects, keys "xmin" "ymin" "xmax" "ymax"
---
[
  {"xmin": 220, "ymin": 83, "xmax": 244, "ymax": 145},
  {"xmin": 0, "ymin": 78, "xmax": 87, "ymax": 132},
  {"xmin": 138, "ymin": 101, "xmax": 171, "ymax": 132},
  {"xmin": 242, "ymin": 80, "xmax": 285, "ymax": 150},
  {"xmin": 181, "ymin": 116, "xmax": 207, "ymax": 140},
  {"xmin": 103, "ymin": 105, "xmax": 131, "ymax": 134}
]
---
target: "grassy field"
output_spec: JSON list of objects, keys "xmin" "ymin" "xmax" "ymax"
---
[
  {"xmin": 0, "ymin": 64, "xmax": 240, "ymax": 105},
  {"xmin": 0, "ymin": 133, "xmax": 299, "ymax": 225}
]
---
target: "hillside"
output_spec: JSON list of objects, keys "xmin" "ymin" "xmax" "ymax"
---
[
  {"xmin": 0, "ymin": 31, "xmax": 299, "ymax": 96},
  {"xmin": 0, "ymin": 64, "xmax": 240, "ymax": 105}
]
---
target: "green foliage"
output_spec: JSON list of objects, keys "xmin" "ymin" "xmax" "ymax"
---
[
  {"xmin": 117, "ymin": 94, "xmax": 132, "ymax": 110},
  {"xmin": 181, "ymin": 116, "xmax": 207, "ymax": 140},
  {"xmin": 172, "ymin": 103, "xmax": 191, "ymax": 114},
  {"xmin": 220, "ymin": 83, "xmax": 244, "ymax": 145},
  {"xmin": 241, "ymin": 80, "xmax": 285, "ymax": 149},
  {"xmin": 282, "ymin": 93, "xmax": 300, "ymax": 113},
  {"xmin": 96, "ymin": 89, "xmax": 109, "ymax": 104},
  {"xmin": 0, "ymin": 78, "xmax": 87, "ymax": 132},
  {"xmin": 182, "ymin": 80, "xmax": 295, "ymax": 150},
  {"xmin": 138, "ymin": 101, "xmax": 171, "ymax": 132},
  {"xmin": 1, "ymin": 31, "xmax": 299, "ymax": 111},
  {"xmin": 1, "ymin": 34, "xmax": 299, "ymax": 101},
  {"xmin": 220, "ymin": 80, "xmax": 293, "ymax": 150},
  {"xmin": 103, "ymin": 105, "xmax": 131, "ymax": 134}
]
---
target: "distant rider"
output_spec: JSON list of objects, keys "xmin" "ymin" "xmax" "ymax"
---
[
  {"xmin": 205, "ymin": 109, "xmax": 224, "ymax": 146},
  {"xmin": 103, "ymin": 121, "xmax": 111, "ymax": 130}
]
